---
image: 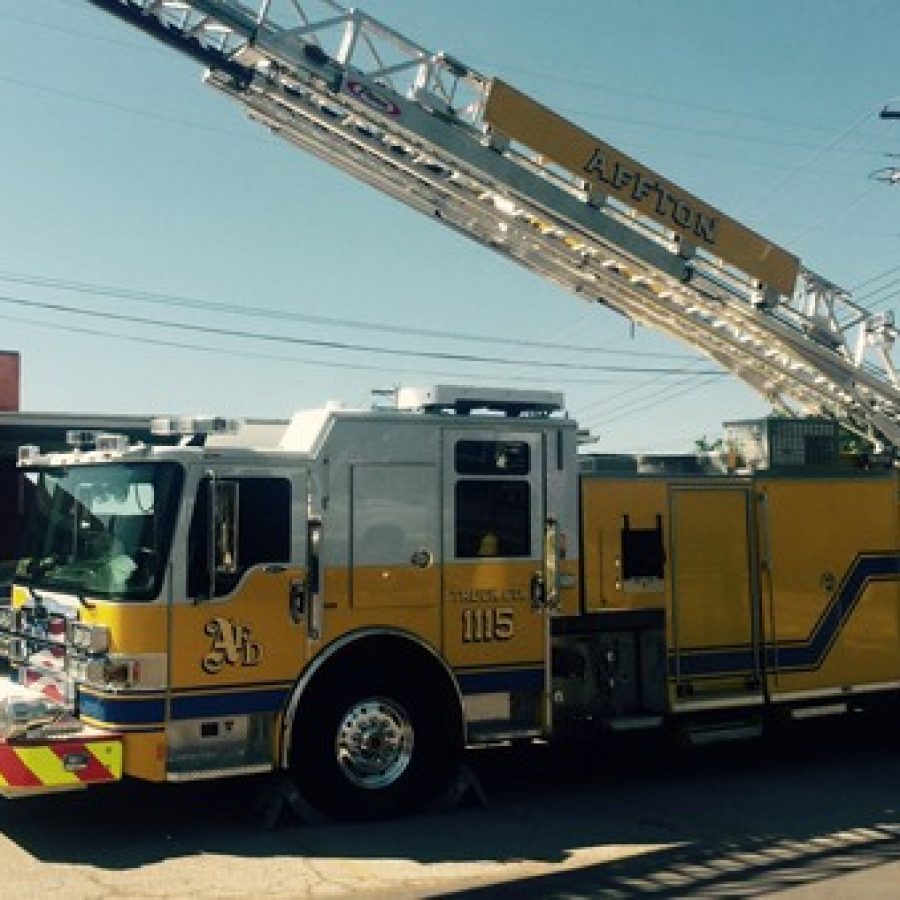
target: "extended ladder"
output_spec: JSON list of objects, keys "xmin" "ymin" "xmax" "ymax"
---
[{"xmin": 84, "ymin": 0, "xmax": 900, "ymax": 448}]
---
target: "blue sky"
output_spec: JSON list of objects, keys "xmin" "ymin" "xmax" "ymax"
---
[{"xmin": 2, "ymin": 0, "xmax": 899, "ymax": 452}]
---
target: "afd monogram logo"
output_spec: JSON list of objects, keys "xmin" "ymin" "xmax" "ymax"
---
[{"xmin": 202, "ymin": 617, "xmax": 262, "ymax": 674}]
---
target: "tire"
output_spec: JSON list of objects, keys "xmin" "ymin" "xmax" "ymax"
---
[{"xmin": 289, "ymin": 661, "xmax": 462, "ymax": 821}]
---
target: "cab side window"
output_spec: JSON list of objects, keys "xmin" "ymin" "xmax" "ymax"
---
[
  {"xmin": 453, "ymin": 441, "xmax": 532, "ymax": 559},
  {"xmin": 455, "ymin": 480, "xmax": 531, "ymax": 559},
  {"xmin": 188, "ymin": 477, "xmax": 291, "ymax": 598}
]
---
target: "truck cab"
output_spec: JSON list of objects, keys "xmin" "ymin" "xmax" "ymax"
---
[{"xmin": 0, "ymin": 387, "xmax": 579, "ymax": 818}]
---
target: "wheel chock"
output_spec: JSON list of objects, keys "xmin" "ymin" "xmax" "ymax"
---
[{"xmin": 429, "ymin": 764, "xmax": 488, "ymax": 813}]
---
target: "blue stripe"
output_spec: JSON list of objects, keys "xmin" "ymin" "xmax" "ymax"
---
[
  {"xmin": 171, "ymin": 688, "xmax": 289, "ymax": 719},
  {"xmin": 772, "ymin": 553, "xmax": 900, "ymax": 671},
  {"xmin": 78, "ymin": 686, "xmax": 290, "ymax": 726},
  {"xmin": 675, "ymin": 552, "xmax": 900, "ymax": 678},
  {"xmin": 79, "ymin": 692, "xmax": 166, "ymax": 725},
  {"xmin": 674, "ymin": 647, "xmax": 757, "ymax": 678},
  {"xmin": 79, "ymin": 668, "xmax": 547, "ymax": 725},
  {"xmin": 457, "ymin": 667, "xmax": 543, "ymax": 694}
]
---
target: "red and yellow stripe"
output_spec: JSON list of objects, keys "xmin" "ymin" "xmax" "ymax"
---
[{"xmin": 0, "ymin": 738, "xmax": 123, "ymax": 797}]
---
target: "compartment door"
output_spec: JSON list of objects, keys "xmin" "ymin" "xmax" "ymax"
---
[
  {"xmin": 350, "ymin": 463, "xmax": 440, "ymax": 610},
  {"xmin": 670, "ymin": 487, "xmax": 762, "ymax": 703}
]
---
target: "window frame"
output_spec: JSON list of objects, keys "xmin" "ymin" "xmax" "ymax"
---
[
  {"xmin": 444, "ymin": 432, "xmax": 544, "ymax": 564},
  {"xmin": 187, "ymin": 473, "xmax": 293, "ymax": 599}
]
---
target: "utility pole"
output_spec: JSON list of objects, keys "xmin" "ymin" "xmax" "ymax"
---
[{"xmin": 871, "ymin": 103, "xmax": 900, "ymax": 183}]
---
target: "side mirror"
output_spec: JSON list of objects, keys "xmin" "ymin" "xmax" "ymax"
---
[
  {"xmin": 213, "ymin": 480, "xmax": 239, "ymax": 575},
  {"xmin": 204, "ymin": 476, "xmax": 239, "ymax": 600}
]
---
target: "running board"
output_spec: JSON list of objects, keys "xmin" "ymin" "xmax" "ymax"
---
[
  {"xmin": 607, "ymin": 715, "xmax": 664, "ymax": 732},
  {"xmin": 790, "ymin": 702, "xmax": 849, "ymax": 720},
  {"xmin": 683, "ymin": 721, "xmax": 763, "ymax": 746}
]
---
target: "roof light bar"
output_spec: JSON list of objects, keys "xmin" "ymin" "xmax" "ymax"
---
[
  {"xmin": 95, "ymin": 433, "xmax": 131, "ymax": 453},
  {"xmin": 150, "ymin": 415, "xmax": 243, "ymax": 437}
]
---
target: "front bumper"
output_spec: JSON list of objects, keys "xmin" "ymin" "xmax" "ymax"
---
[{"xmin": 0, "ymin": 679, "xmax": 122, "ymax": 798}]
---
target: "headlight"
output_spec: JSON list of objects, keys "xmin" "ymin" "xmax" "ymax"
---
[
  {"xmin": 66, "ymin": 621, "xmax": 110, "ymax": 655},
  {"xmin": 65, "ymin": 656, "xmax": 108, "ymax": 686},
  {"xmin": 65, "ymin": 655, "xmax": 138, "ymax": 690},
  {"xmin": 0, "ymin": 607, "xmax": 19, "ymax": 633},
  {"xmin": 0, "ymin": 683, "xmax": 66, "ymax": 740},
  {"xmin": 8, "ymin": 638, "xmax": 28, "ymax": 665}
]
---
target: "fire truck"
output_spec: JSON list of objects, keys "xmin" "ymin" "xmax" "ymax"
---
[{"xmin": 2, "ymin": 0, "xmax": 899, "ymax": 819}]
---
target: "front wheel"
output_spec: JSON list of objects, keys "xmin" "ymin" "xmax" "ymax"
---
[{"xmin": 290, "ymin": 668, "xmax": 461, "ymax": 821}]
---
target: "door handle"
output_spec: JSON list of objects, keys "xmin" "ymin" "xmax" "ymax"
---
[
  {"xmin": 530, "ymin": 571, "xmax": 546, "ymax": 610},
  {"xmin": 289, "ymin": 577, "xmax": 307, "ymax": 624}
]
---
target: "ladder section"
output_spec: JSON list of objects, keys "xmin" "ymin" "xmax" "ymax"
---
[{"xmin": 85, "ymin": 0, "xmax": 900, "ymax": 448}]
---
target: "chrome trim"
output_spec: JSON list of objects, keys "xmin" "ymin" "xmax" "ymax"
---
[
  {"xmin": 790, "ymin": 703, "xmax": 848, "ymax": 720},
  {"xmin": 772, "ymin": 681, "xmax": 900, "ymax": 703},
  {"xmin": 673, "ymin": 693, "xmax": 765, "ymax": 713},
  {"xmin": 466, "ymin": 727, "xmax": 541, "ymax": 744},
  {"xmin": 335, "ymin": 696, "xmax": 414, "ymax": 790},
  {"xmin": 166, "ymin": 762, "xmax": 273, "ymax": 783}
]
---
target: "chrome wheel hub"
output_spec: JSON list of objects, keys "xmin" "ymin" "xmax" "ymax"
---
[{"xmin": 335, "ymin": 697, "xmax": 414, "ymax": 789}]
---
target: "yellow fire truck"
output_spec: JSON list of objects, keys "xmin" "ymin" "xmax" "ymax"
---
[{"xmin": 2, "ymin": 0, "xmax": 899, "ymax": 819}]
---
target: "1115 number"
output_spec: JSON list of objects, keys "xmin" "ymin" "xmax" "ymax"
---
[{"xmin": 462, "ymin": 607, "xmax": 514, "ymax": 643}]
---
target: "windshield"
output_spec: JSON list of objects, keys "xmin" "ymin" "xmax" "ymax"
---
[{"xmin": 16, "ymin": 462, "xmax": 183, "ymax": 601}]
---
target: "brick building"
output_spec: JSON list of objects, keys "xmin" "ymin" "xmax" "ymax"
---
[{"xmin": 0, "ymin": 352, "xmax": 19, "ymax": 412}]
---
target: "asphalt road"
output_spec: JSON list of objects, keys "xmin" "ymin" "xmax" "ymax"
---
[{"xmin": 1, "ymin": 715, "xmax": 899, "ymax": 898}]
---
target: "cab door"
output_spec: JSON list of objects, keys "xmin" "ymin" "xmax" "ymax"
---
[
  {"xmin": 441, "ymin": 430, "xmax": 548, "ymax": 736},
  {"xmin": 167, "ymin": 468, "xmax": 310, "ymax": 777}
]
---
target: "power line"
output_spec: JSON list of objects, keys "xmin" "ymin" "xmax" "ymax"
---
[
  {"xmin": 856, "ymin": 278, "xmax": 900, "ymax": 307},
  {"xmin": 0, "ymin": 269, "xmax": 698, "ymax": 360},
  {"xmin": 0, "ymin": 293, "xmax": 727, "ymax": 377},
  {"xmin": 572, "ymin": 364, "xmax": 711, "ymax": 420},
  {"xmin": 473, "ymin": 58, "xmax": 845, "ymax": 137},
  {"xmin": 0, "ymin": 71, "xmax": 270, "ymax": 145},
  {"xmin": 859, "ymin": 288, "xmax": 900, "ymax": 315},
  {"xmin": 0, "ymin": 311, "xmax": 623, "ymax": 386},
  {"xmin": 7, "ymin": 8, "xmax": 163, "ymax": 53},
  {"xmin": 586, "ymin": 375, "xmax": 723, "ymax": 433},
  {"xmin": 580, "ymin": 371, "xmax": 715, "ymax": 422},
  {"xmin": 742, "ymin": 109, "xmax": 881, "ymax": 218},
  {"xmin": 785, "ymin": 184, "xmax": 879, "ymax": 247},
  {"xmin": 560, "ymin": 106, "xmax": 887, "ymax": 157},
  {"xmin": 851, "ymin": 262, "xmax": 900, "ymax": 293}
]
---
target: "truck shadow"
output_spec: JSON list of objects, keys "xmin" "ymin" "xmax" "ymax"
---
[{"xmin": 0, "ymin": 714, "xmax": 899, "ymax": 898}]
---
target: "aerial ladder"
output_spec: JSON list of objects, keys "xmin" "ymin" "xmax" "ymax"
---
[{"xmin": 84, "ymin": 0, "xmax": 900, "ymax": 449}]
